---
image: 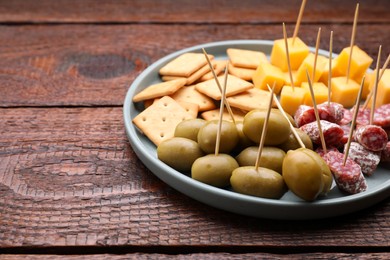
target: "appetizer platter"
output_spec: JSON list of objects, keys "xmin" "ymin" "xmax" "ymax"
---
[
  {"xmin": 123, "ymin": 39, "xmax": 390, "ymax": 220},
  {"xmin": 123, "ymin": 2, "xmax": 390, "ymax": 219}
]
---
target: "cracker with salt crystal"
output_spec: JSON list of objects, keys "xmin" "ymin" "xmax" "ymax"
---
[
  {"xmin": 228, "ymin": 63, "xmax": 256, "ymax": 81},
  {"xmin": 198, "ymin": 60, "xmax": 227, "ymax": 82},
  {"xmin": 170, "ymin": 85, "xmax": 217, "ymax": 112},
  {"xmin": 132, "ymin": 96, "xmax": 195, "ymax": 146},
  {"xmin": 227, "ymin": 48, "xmax": 268, "ymax": 69},
  {"xmin": 201, "ymin": 107, "xmax": 246, "ymax": 122},
  {"xmin": 133, "ymin": 78, "xmax": 186, "ymax": 103},
  {"xmin": 161, "ymin": 62, "xmax": 214, "ymax": 85},
  {"xmin": 226, "ymin": 87, "xmax": 276, "ymax": 111},
  {"xmin": 195, "ymin": 74, "xmax": 253, "ymax": 100},
  {"xmin": 159, "ymin": 52, "xmax": 214, "ymax": 77}
]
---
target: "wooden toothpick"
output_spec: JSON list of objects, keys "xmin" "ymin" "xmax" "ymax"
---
[
  {"xmin": 346, "ymin": 3, "xmax": 359, "ymax": 84},
  {"xmin": 202, "ymin": 48, "xmax": 236, "ymax": 124},
  {"xmin": 369, "ymin": 45, "xmax": 382, "ymax": 125},
  {"xmin": 255, "ymin": 85, "xmax": 275, "ymax": 171},
  {"xmin": 215, "ymin": 62, "xmax": 229, "ymax": 156},
  {"xmin": 343, "ymin": 75, "xmax": 365, "ymax": 165},
  {"xmin": 306, "ymin": 69, "xmax": 327, "ymax": 154},
  {"xmin": 312, "ymin": 27, "xmax": 322, "ymax": 82},
  {"xmin": 292, "ymin": 0, "xmax": 307, "ymax": 45},
  {"xmin": 267, "ymin": 84, "xmax": 306, "ymax": 149},
  {"xmin": 328, "ymin": 31, "xmax": 333, "ymax": 106},
  {"xmin": 283, "ymin": 23, "xmax": 295, "ymax": 91}
]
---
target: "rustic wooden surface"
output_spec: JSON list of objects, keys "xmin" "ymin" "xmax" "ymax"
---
[{"xmin": 0, "ymin": 0, "xmax": 389, "ymax": 259}]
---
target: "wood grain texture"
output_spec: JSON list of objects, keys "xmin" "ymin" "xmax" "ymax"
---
[
  {"xmin": 0, "ymin": 0, "xmax": 388, "ymax": 24},
  {"xmin": 0, "ymin": 108, "xmax": 389, "ymax": 248},
  {"xmin": 1, "ymin": 253, "xmax": 390, "ymax": 260},
  {"xmin": 0, "ymin": 24, "xmax": 389, "ymax": 107}
]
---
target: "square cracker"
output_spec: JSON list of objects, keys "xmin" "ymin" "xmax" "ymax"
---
[
  {"xmin": 227, "ymin": 48, "xmax": 268, "ymax": 69},
  {"xmin": 228, "ymin": 63, "xmax": 255, "ymax": 81},
  {"xmin": 170, "ymin": 85, "xmax": 217, "ymax": 112},
  {"xmin": 201, "ymin": 107, "xmax": 246, "ymax": 122},
  {"xmin": 198, "ymin": 60, "xmax": 227, "ymax": 82},
  {"xmin": 132, "ymin": 96, "xmax": 195, "ymax": 146},
  {"xmin": 132, "ymin": 78, "xmax": 186, "ymax": 102},
  {"xmin": 226, "ymin": 87, "xmax": 276, "ymax": 111},
  {"xmin": 161, "ymin": 62, "xmax": 214, "ymax": 85},
  {"xmin": 195, "ymin": 74, "xmax": 253, "ymax": 100},
  {"xmin": 159, "ymin": 52, "xmax": 214, "ymax": 77}
]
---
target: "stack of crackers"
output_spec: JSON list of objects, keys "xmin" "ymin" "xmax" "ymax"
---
[{"xmin": 132, "ymin": 50, "xmax": 274, "ymax": 146}]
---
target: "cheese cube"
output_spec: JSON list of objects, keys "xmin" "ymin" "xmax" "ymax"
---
[
  {"xmin": 373, "ymin": 69, "xmax": 390, "ymax": 108},
  {"xmin": 355, "ymin": 71, "xmax": 372, "ymax": 99},
  {"xmin": 295, "ymin": 53, "xmax": 327, "ymax": 86},
  {"xmin": 252, "ymin": 62, "xmax": 285, "ymax": 94},
  {"xmin": 280, "ymin": 85, "xmax": 306, "ymax": 116},
  {"xmin": 332, "ymin": 45, "xmax": 373, "ymax": 81},
  {"xmin": 283, "ymin": 70, "xmax": 297, "ymax": 86},
  {"xmin": 270, "ymin": 37, "xmax": 310, "ymax": 72},
  {"xmin": 330, "ymin": 76, "xmax": 360, "ymax": 107},
  {"xmin": 301, "ymin": 82, "xmax": 329, "ymax": 106}
]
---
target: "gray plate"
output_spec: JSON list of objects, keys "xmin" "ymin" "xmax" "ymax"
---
[{"xmin": 123, "ymin": 40, "xmax": 390, "ymax": 220}]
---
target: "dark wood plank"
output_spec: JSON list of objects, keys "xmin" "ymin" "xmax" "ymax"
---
[
  {"xmin": 1, "ymin": 107, "xmax": 389, "ymax": 248},
  {"xmin": 0, "ymin": 0, "xmax": 388, "ymax": 24},
  {"xmin": 1, "ymin": 253, "xmax": 390, "ymax": 260},
  {"xmin": 0, "ymin": 24, "xmax": 389, "ymax": 107}
]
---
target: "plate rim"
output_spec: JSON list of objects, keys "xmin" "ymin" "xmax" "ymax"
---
[{"xmin": 123, "ymin": 39, "xmax": 390, "ymax": 220}]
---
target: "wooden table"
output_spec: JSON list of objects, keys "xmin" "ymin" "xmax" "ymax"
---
[{"xmin": 1, "ymin": 0, "xmax": 389, "ymax": 259}]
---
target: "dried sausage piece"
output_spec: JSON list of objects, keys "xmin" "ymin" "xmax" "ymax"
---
[
  {"xmin": 294, "ymin": 105, "xmax": 317, "ymax": 127},
  {"xmin": 373, "ymin": 104, "xmax": 390, "ymax": 128},
  {"xmin": 354, "ymin": 125, "xmax": 387, "ymax": 151},
  {"xmin": 355, "ymin": 107, "xmax": 370, "ymax": 126},
  {"xmin": 300, "ymin": 120, "xmax": 344, "ymax": 147},
  {"xmin": 318, "ymin": 102, "xmax": 344, "ymax": 124},
  {"xmin": 340, "ymin": 108, "xmax": 353, "ymax": 125},
  {"xmin": 381, "ymin": 141, "xmax": 390, "ymax": 163},
  {"xmin": 344, "ymin": 142, "xmax": 381, "ymax": 176},
  {"xmin": 321, "ymin": 150, "xmax": 367, "ymax": 194}
]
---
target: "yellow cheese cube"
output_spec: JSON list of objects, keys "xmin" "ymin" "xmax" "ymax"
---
[
  {"xmin": 330, "ymin": 76, "xmax": 360, "ymax": 107},
  {"xmin": 280, "ymin": 85, "xmax": 306, "ymax": 116},
  {"xmin": 252, "ymin": 63, "xmax": 285, "ymax": 94},
  {"xmin": 355, "ymin": 71, "xmax": 372, "ymax": 99},
  {"xmin": 372, "ymin": 69, "xmax": 390, "ymax": 108},
  {"xmin": 332, "ymin": 45, "xmax": 373, "ymax": 81},
  {"xmin": 283, "ymin": 70, "xmax": 297, "ymax": 86},
  {"xmin": 301, "ymin": 82, "xmax": 329, "ymax": 106},
  {"xmin": 295, "ymin": 53, "xmax": 327, "ymax": 86},
  {"xmin": 270, "ymin": 37, "xmax": 310, "ymax": 72}
]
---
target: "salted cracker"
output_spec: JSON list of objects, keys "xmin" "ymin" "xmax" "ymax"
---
[
  {"xmin": 228, "ymin": 63, "xmax": 256, "ymax": 81},
  {"xmin": 159, "ymin": 52, "xmax": 214, "ymax": 77},
  {"xmin": 132, "ymin": 78, "xmax": 186, "ymax": 103},
  {"xmin": 195, "ymin": 74, "xmax": 253, "ymax": 100},
  {"xmin": 161, "ymin": 62, "xmax": 214, "ymax": 85},
  {"xmin": 170, "ymin": 85, "xmax": 217, "ymax": 112},
  {"xmin": 201, "ymin": 107, "xmax": 246, "ymax": 122},
  {"xmin": 132, "ymin": 96, "xmax": 195, "ymax": 146},
  {"xmin": 198, "ymin": 60, "xmax": 227, "ymax": 82},
  {"xmin": 226, "ymin": 87, "xmax": 276, "ymax": 111},
  {"xmin": 227, "ymin": 48, "xmax": 268, "ymax": 69}
]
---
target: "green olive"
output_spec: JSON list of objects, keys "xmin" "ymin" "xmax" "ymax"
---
[
  {"xmin": 197, "ymin": 120, "xmax": 239, "ymax": 154},
  {"xmin": 234, "ymin": 121, "xmax": 255, "ymax": 152},
  {"xmin": 272, "ymin": 108, "xmax": 296, "ymax": 127},
  {"xmin": 174, "ymin": 118, "xmax": 207, "ymax": 142},
  {"xmin": 230, "ymin": 166, "xmax": 286, "ymax": 199},
  {"xmin": 298, "ymin": 148, "xmax": 333, "ymax": 195},
  {"xmin": 191, "ymin": 154, "xmax": 239, "ymax": 187},
  {"xmin": 235, "ymin": 146, "xmax": 286, "ymax": 174},
  {"xmin": 282, "ymin": 148, "xmax": 324, "ymax": 201},
  {"xmin": 278, "ymin": 128, "xmax": 313, "ymax": 152},
  {"xmin": 243, "ymin": 109, "xmax": 290, "ymax": 146},
  {"xmin": 157, "ymin": 137, "xmax": 204, "ymax": 172}
]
